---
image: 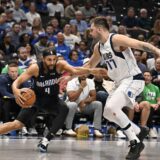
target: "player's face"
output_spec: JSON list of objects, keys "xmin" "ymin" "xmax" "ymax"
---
[
  {"xmin": 43, "ymin": 55, "xmax": 57, "ymax": 70},
  {"xmin": 90, "ymin": 24, "xmax": 100, "ymax": 39}
]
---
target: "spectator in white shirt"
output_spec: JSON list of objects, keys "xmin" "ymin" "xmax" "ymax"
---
[{"xmin": 26, "ymin": 2, "xmax": 41, "ymax": 25}]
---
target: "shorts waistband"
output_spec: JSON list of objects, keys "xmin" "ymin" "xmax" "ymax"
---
[{"xmin": 133, "ymin": 73, "xmax": 144, "ymax": 80}]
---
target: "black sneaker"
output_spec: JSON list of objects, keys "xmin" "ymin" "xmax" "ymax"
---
[
  {"xmin": 137, "ymin": 126, "xmax": 149, "ymax": 142},
  {"xmin": 126, "ymin": 140, "xmax": 145, "ymax": 160},
  {"xmin": 37, "ymin": 137, "xmax": 49, "ymax": 153}
]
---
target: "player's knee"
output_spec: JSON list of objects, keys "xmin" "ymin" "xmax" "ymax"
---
[
  {"xmin": 12, "ymin": 120, "xmax": 24, "ymax": 129},
  {"xmin": 103, "ymin": 105, "xmax": 117, "ymax": 118}
]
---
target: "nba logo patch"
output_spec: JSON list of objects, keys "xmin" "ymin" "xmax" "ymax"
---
[{"xmin": 127, "ymin": 91, "xmax": 133, "ymax": 98}]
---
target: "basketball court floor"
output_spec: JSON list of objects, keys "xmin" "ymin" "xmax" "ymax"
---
[{"xmin": 0, "ymin": 135, "xmax": 160, "ymax": 160}]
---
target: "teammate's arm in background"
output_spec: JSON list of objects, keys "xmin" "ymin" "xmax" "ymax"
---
[{"xmin": 112, "ymin": 34, "xmax": 160, "ymax": 58}]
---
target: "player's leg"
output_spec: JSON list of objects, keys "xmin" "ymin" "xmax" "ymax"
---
[
  {"xmin": 38, "ymin": 99, "xmax": 69, "ymax": 153},
  {"xmin": 0, "ymin": 120, "xmax": 24, "ymax": 134},
  {"xmin": 103, "ymin": 92, "xmax": 146, "ymax": 159},
  {"xmin": 0, "ymin": 107, "xmax": 37, "ymax": 134}
]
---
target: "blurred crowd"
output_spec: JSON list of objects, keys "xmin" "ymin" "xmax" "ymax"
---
[{"xmin": 0, "ymin": 0, "xmax": 160, "ymax": 138}]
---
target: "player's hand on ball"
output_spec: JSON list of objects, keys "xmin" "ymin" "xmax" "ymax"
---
[
  {"xmin": 15, "ymin": 88, "xmax": 36, "ymax": 108},
  {"xmin": 14, "ymin": 88, "xmax": 27, "ymax": 107}
]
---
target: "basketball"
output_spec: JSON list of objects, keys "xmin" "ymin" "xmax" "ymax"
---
[{"xmin": 18, "ymin": 88, "xmax": 36, "ymax": 108}]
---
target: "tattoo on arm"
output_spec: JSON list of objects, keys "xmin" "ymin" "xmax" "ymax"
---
[{"xmin": 142, "ymin": 45, "xmax": 153, "ymax": 53}]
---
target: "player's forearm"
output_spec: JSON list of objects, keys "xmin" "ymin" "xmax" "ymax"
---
[{"xmin": 140, "ymin": 42, "xmax": 160, "ymax": 58}]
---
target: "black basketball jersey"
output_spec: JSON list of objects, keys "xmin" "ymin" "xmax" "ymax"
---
[{"xmin": 33, "ymin": 62, "xmax": 61, "ymax": 98}]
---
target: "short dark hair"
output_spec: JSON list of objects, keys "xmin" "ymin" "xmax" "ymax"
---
[
  {"xmin": 8, "ymin": 60, "xmax": 18, "ymax": 68},
  {"xmin": 43, "ymin": 49, "xmax": 56, "ymax": 57},
  {"xmin": 91, "ymin": 16, "xmax": 109, "ymax": 30}
]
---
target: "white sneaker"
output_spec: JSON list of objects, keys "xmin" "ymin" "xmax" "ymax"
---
[
  {"xmin": 63, "ymin": 129, "xmax": 76, "ymax": 136},
  {"xmin": 21, "ymin": 127, "xmax": 28, "ymax": 135},
  {"xmin": 149, "ymin": 128, "xmax": 158, "ymax": 138},
  {"xmin": 38, "ymin": 137, "xmax": 49, "ymax": 153},
  {"xmin": 116, "ymin": 130, "xmax": 126, "ymax": 139},
  {"xmin": 56, "ymin": 129, "xmax": 63, "ymax": 136},
  {"xmin": 94, "ymin": 130, "xmax": 103, "ymax": 138}
]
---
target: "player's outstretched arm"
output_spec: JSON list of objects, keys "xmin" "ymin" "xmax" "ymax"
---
[
  {"xmin": 57, "ymin": 60, "xmax": 107, "ymax": 77},
  {"xmin": 112, "ymin": 34, "xmax": 160, "ymax": 58}
]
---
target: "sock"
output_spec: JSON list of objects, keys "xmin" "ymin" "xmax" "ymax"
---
[
  {"xmin": 46, "ymin": 132, "xmax": 55, "ymax": 141},
  {"xmin": 130, "ymin": 121, "xmax": 140, "ymax": 135},
  {"xmin": 123, "ymin": 123, "xmax": 140, "ymax": 143}
]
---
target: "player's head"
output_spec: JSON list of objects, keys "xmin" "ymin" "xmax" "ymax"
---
[
  {"xmin": 90, "ymin": 16, "xmax": 109, "ymax": 39},
  {"xmin": 42, "ymin": 50, "xmax": 57, "ymax": 71}
]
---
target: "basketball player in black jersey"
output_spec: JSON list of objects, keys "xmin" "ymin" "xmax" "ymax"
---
[{"xmin": 0, "ymin": 50, "xmax": 107, "ymax": 153}]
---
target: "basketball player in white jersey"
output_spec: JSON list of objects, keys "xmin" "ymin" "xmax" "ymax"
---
[{"xmin": 85, "ymin": 17, "xmax": 160, "ymax": 160}]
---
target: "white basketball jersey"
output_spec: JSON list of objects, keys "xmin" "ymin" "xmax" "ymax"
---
[{"xmin": 99, "ymin": 33, "xmax": 141, "ymax": 82}]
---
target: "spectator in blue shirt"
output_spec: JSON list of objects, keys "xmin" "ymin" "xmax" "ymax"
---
[
  {"xmin": 55, "ymin": 32, "xmax": 71, "ymax": 60},
  {"xmin": 67, "ymin": 49, "xmax": 83, "ymax": 67},
  {"xmin": 69, "ymin": 10, "xmax": 88, "ymax": 36}
]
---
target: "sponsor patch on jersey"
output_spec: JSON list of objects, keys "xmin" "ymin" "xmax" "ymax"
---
[{"xmin": 127, "ymin": 91, "xmax": 133, "ymax": 98}]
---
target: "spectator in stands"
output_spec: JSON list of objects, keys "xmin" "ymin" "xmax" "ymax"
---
[
  {"xmin": 21, "ymin": 0, "xmax": 31, "ymax": 13},
  {"xmin": 69, "ymin": 10, "xmax": 88, "ymax": 36},
  {"xmin": 97, "ymin": 0, "xmax": 115, "ymax": 16},
  {"xmin": 94, "ymin": 74, "xmax": 109, "ymax": 108},
  {"xmin": 121, "ymin": 7, "xmax": 138, "ymax": 29},
  {"xmin": 25, "ymin": 43, "xmax": 37, "ymax": 62},
  {"xmin": 9, "ymin": 23, "xmax": 21, "ymax": 49},
  {"xmin": 151, "ymin": 58, "xmax": 160, "ymax": 88},
  {"xmin": 133, "ymin": 49, "xmax": 147, "ymax": 73},
  {"xmin": 49, "ymin": 17, "xmax": 61, "ymax": 35},
  {"xmin": 55, "ymin": 32, "xmax": 71, "ymax": 60},
  {"xmin": 45, "ymin": 24, "xmax": 57, "ymax": 44},
  {"xmin": 139, "ymin": 71, "xmax": 160, "ymax": 138},
  {"xmin": 137, "ymin": 8, "xmax": 152, "ymax": 32},
  {"xmin": 17, "ymin": 46, "xmax": 33, "ymax": 70},
  {"xmin": 77, "ymin": 41, "xmax": 91, "ymax": 60},
  {"xmin": 0, "ymin": 32, "xmax": 16, "ymax": 60},
  {"xmin": 0, "ymin": 13, "xmax": 11, "ymax": 41},
  {"xmin": 117, "ymin": 25, "xmax": 130, "ymax": 37},
  {"xmin": 70, "ymin": 24, "xmax": 81, "ymax": 40},
  {"xmin": 67, "ymin": 50, "xmax": 83, "ymax": 67},
  {"xmin": 79, "ymin": 0, "xmax": 96, "ymax": 22},
  {"xmin": 0, "ymin": 61, "xmax": 27, "ymax": 123},
  {"xmin": 64, "ymin": 0, "xmax": 78, "ymax": 20},
  {"xmin": 5, "ymin": 8, "xmax": 16, "ymax": 29},
  {"xmin": 34, "ymin": 33, "xmax": 49, "ymax": 60},
  {"xmin": 106, "ymin": 16, "xmax": 118, "ymax": 33},
  {"xmin": 1, "ymin": 53, "xmax": 24, "ymax": 75},
  {"xmin": 63, "ymin": 24, "xmax": 81, "ymax": 49},
  {"xmin": 19, "ymin": 17, "xmax": 31, "ymax": 35},
  {"xmin": 32, "ymin": 17, "xmax": 44, "ymax": 34},
  {"xmin": 151, "ymin": 19, "xmax": 160, "ymax": 36},
  {"xmin": 26, "ymin": 2, "xmax": 41, "ymax": 25},
  {"xmin": 47, "ymin": 0, "xmax": 64, "ymax": 19},
  {"xmin": 128, "ymin": 71, "xmax": 160, "ymax": 138},
  {"xmin": 12, "ymin": 0, "xmax": 27, "ymax": 23},
  {"xmin": 64, "ymin": 75, "xmax": 103, "ymax": 137},
  {"xmin": 0, "ymin": 50, "xmax": 6, "ymax": 73},
  {"xmin": 35, "ymin": 0, "xmax": 48, "ymax": 16}
]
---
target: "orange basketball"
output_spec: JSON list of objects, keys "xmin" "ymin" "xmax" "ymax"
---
[{"xmin": 19, "ymin": 88, "xmax": 36, "ymax": 108}]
